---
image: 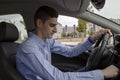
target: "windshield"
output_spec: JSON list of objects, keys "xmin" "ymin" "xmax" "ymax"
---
[{"xmin": 89, "ymin": 0, "xmax": 120, "ymax": 24}]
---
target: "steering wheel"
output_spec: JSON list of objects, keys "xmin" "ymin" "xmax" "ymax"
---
[{"xmin": 85, "ymin": 33, "xmax": 110, "ymax": 71}]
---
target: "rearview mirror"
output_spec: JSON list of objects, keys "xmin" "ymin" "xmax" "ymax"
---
[{"xmin": 91, "ymin": 0, "xmax": 105, "ymax": 10}]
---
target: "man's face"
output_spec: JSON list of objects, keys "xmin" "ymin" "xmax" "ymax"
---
[{"xmin": 42, "ymin": 18, "xmax": 58, "ymax": 38}]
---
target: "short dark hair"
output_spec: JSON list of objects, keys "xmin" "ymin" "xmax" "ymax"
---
[{"xmin": 34, "ymin": 6, "xmax": 58, "ymax": 26}]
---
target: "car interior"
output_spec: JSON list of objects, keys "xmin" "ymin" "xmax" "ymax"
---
[{"xmin": 0, "ymin": 0, "xmax": 120, "ymax": 80}]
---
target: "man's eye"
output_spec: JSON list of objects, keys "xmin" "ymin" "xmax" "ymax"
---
[{"xmin": 50, "ymin": 24, "xmax": 56, "ymax": 27}]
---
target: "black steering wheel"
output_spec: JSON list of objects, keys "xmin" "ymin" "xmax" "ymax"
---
[{"xmin": 86, "ymin": 33, "xmax": 110, "ymax": 71}]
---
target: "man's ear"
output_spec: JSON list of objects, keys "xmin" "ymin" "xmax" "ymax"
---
[{"xmin": 36, "ymin": 19, "xmax": 42, "ymax": 27}]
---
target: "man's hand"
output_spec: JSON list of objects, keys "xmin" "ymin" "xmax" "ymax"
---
[
  {"xmin": 90, "ymin": 29, "xmax": 110, "ymax": 41},
  {"xmin": 102, "ymin": 65, "xmax": 119, "ymax": 79}
]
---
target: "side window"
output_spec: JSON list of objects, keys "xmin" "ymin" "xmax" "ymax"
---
[
  {"xmin": 54, "ymin": 15, "xmax": 113, "ymax": 46},
  {"xmin": 0, "ymin": 14, "xmax": 28, "ymax": 43}
]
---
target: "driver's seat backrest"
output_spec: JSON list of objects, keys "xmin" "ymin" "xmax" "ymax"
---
[{"xmin": 0, "ymin": 22, "xmax": 25, "ymax": 80}]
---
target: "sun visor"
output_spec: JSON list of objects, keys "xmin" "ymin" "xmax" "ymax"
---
[
  {"xmin": 62, "ymin": 0, "xmax": 82, "ymax": 11},
  {"xmin": 46, "ymin": 0, "xmax": 90, "ymax": 13}
]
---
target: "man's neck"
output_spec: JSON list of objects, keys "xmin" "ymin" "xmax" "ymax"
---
[{"xmin": 35, "ymin": 29, "xmax": 46, "ymax": 41}]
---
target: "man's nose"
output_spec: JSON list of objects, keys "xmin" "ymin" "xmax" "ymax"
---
[{"xmin": 53, "ymin": 27, "xmax": 57, "ymax": 33}]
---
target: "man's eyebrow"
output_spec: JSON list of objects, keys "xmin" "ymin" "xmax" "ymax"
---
[{"xmin": 50, "ymin": 23, "xmax": 57, "ymax": 26}]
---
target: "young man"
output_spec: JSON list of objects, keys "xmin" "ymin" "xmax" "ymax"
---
[{"xmin": 16, "ymin": 6, "xmax": 119, "ymax": 80}]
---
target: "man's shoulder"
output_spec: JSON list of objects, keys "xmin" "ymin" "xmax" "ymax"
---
[{"xmin": 20, "ymin": 38, "xmax": 37, "ymax": 48}]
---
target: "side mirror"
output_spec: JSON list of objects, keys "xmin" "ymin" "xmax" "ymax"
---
[{"xmin": 91, "ymin": 0, "xmax": 105, "ymax": 10}]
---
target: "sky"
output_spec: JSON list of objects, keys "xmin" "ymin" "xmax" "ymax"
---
[
  {"xmin": 58, "ymin": 15, "xmax": 78, "ymax": 27},
  {"xmin": 58, "ymin": 0, "xmax": 120, "ymax": 27},
  {"xmin": 93, "ymin": 0, "xmax": 120, "ymax": 18}
]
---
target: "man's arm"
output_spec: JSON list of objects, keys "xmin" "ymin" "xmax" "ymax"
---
[
  {"xmin": 50, "ymin": 29, "xmax": 109, "ymax": 57},
  {"xmin": 50, "ymin": 38, "xmax": 93, "ymax": 57}
]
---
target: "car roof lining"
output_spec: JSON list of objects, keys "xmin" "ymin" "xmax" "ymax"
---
[{"xmin": 0, "ymin": 0, "xmax": 89, "ymax": 12}]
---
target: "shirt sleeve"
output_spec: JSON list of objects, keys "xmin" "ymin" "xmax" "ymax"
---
[
  {"xmin": 50, "ymin": 38, "xmax": 94, "ymax": 57},
  {"xmin": 17, "ymin": 44, "xmax": 104, "ymax": 80}
]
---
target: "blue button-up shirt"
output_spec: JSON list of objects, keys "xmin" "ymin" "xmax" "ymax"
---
[{"xmin": 16, "ymin": 32, "xmax": 104, "ymax": 80}]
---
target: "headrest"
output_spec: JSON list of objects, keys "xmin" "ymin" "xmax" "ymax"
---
[{"xmin": 0, "ymin": 22, "xmax": 19, "ymax": 42}]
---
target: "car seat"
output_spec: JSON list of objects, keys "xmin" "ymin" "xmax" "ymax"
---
[{"xmin": 0, "ymin": 22, "xmax": 25, "ymax": 80}]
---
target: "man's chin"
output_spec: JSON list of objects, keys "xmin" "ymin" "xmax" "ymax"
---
[
  {"xmin": 46, "ymin": 34, "xmax": 53, "ymax": 38},
  {"xmin": 47, "ymin": 36, "xmax": 52, "ymax": 39}
]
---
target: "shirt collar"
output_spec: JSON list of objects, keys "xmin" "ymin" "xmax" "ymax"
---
[{"xmin": 29, "ymin": 32, "xmax": 46, "ymax": 47}]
